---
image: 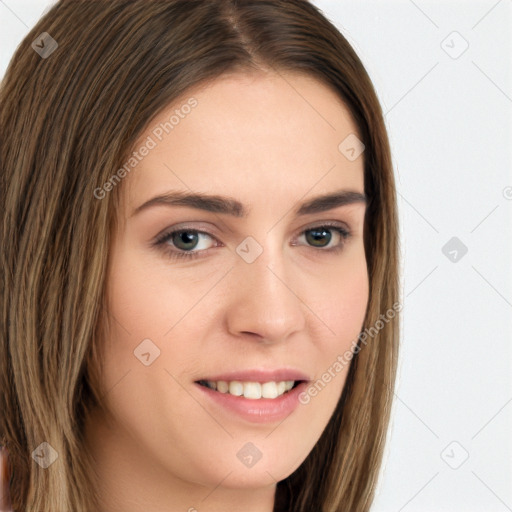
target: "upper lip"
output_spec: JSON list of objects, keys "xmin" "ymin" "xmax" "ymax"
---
[{"xmin": 196, "ymin": 368, "xmax": 311, "ymax": 383}]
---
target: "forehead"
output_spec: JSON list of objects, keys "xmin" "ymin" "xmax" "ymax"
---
[{"xmin": 123, "ymin": 71, "xmax": 364, "ymax": 215}]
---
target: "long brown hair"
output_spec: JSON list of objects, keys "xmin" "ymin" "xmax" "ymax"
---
[{"xmin": 0, "ymin": 1, "xmax": 400, "ymax": 510}]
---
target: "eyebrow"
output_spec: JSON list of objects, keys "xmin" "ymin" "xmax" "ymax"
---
[{"xmin": 130, "ymin": 189, "xmax": 367, "ymax": 218}]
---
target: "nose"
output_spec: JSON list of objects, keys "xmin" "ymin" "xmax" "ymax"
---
[{"xmin": 224, "ymin": 239, "xmax": 307, "ymax": 344}]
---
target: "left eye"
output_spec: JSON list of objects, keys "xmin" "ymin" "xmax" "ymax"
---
[
  {"xmin": 153, "ymin": 224, "xmax": 351, "ymax": 261},
  {"xmin": 294, "ymin": 225, "xmax": 349, "ymax": 249}
]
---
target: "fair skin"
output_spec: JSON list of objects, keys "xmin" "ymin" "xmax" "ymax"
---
[{"xmin": 82, "ymin": 70, "xmax": 369, "ymax": 512}]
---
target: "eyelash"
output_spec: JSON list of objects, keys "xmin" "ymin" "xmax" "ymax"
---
[{"xmin": 153, "ymin": 222, "xmax": 352, "ymax": 261}]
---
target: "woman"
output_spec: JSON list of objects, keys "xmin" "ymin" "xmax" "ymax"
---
[{"xmin": 0, "ymin": 1, "xmax": 400, "ymax": 510}]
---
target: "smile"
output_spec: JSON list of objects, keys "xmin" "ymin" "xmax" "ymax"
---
[{"xmin": 197, "ymin": 379, "xmax": 302, "ymax": 399}]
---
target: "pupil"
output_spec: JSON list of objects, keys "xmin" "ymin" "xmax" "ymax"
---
[
  {"xmin": 307, "ymin": 228, "xmax": 331, "ymax": 247},
  {"xmin": 175, "ymin": 231, "xmax": 198, "ymax": 250}
]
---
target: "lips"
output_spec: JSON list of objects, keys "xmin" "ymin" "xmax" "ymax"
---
[
  {"xmin": 194, "ymin": 368, "xmax": 310, "ymax": 402},
  {"xmin": 194, "ymin": 376, "xmax": 310, "ymax": 423},
  {"xmin": 195, "ymin": 369, "xmax": 310, "ymax": 383}
]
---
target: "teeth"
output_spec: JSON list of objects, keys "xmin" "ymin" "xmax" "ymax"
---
[
  {"xmin": 261, "ymin": 381, "xmax": 278, "ymax": 399},
  {"xmin": 243, "ymin": 382, "xmax": 261, "ymax": 399},
  {"xmin": 201, "ymin": 379, "xmax": 298, "ymax": 399},
  {"xmin": 228, "ymin": 381, "xmax": 243, "ymax": 396},
  {"xmin": 216, "ymin": 380, "xmax": 228, "ymax": 393}
]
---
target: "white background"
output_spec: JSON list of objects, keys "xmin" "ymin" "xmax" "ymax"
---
[{"xmin": 1, "ymin": 1, "xmax": 511, "ymax": 511}]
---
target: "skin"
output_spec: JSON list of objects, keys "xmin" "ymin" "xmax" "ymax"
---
[{"xmin": 83, "ymin": 70, "xmax": 369, "ymax": 512}]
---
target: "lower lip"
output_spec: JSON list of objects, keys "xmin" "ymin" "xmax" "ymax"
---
[{"xmin": 194, "ymin": 381, "xmax": 308, "ymax": 424}]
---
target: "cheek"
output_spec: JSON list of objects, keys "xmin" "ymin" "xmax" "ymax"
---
[
  {"xmin": 104, "ymin": 243, "xmax": 190, "ymax": 339},
  {"xmin": 294, "ymin": 251, "xmax": 368, "ymax": 416},
  {"xmin": 338, "ymin": 268, "xmax": 369, "ymax": 337},
  {"xmin": 311, "ymin": 251, "xmax": 369, "ymax": 345}
]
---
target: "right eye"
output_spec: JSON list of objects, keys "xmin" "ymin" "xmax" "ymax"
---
[{"xmin": 153, "ymin": 229, "xmax": 220, "ymax": 261}]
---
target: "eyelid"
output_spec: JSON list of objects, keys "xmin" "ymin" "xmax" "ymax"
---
[
  {"xmin": 153, "ymin": 219, "xmax": 350, "ymax": 241},
  {"xmin": 152, "ymin": 222, "xmax": 220, "ymax": 244},
  {"xmin": 152, "ymin": 219, "xmax": 352, "ymax": 260},
  {"xmin": 298, "ymin": 219, "xmax": 350, "ymax": 234},
  {"xmin": 290, "ymin": 220, "xmax": 350, "ymax": 242}
]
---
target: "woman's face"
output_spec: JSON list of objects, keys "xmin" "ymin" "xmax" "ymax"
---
[{"xmin": 87, "ymin": 71, "xmax": 368, "ymax": 507}]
